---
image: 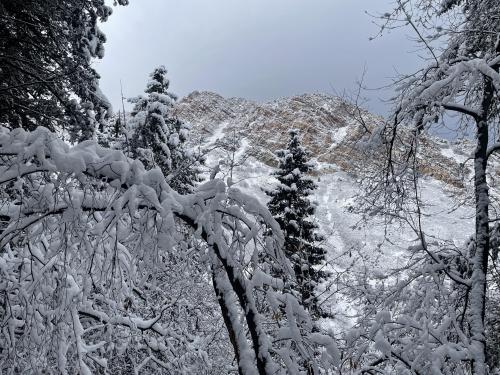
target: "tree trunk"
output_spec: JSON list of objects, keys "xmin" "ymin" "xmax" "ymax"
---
[
  {"xmin": 212, "ymin": 267, "xmax": 244, "ymax": 375},
  {"xmin": 470, "ymin": 77, "xmax": 494, "ymax": 375},
  {"xmin": 177, "ymin": 213, "xmax": 270, "ymax": 375}
]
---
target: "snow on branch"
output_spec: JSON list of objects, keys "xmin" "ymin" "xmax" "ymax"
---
[
  {"xmin": 395, "ymin": 54, "xmax": 500, "ymax": 130},
  {"xmin": 0, "ymin": 126, "xmax": 339, "ymax": 374}
]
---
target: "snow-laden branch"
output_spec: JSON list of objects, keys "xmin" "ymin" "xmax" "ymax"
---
[
  {"xmin": 0, "ymin": 126, "xmax": 339, "ymax": 374},
  {"xmin": 395, "ymin": 54, "xmax": 500, "ymax": 130}
]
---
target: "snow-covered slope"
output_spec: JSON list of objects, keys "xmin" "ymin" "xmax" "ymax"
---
[{"xmin": 176, "ymin": 91, "xmax": 477, "ymax": 316}]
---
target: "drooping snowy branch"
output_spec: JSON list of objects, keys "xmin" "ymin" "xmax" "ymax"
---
[{"xmin": 0, "ymin": 126, "xmax": 339, "ymax": 374}]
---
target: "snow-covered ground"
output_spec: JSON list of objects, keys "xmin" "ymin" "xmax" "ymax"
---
[
  {"xmin": 198, "ymin": 120, "xmax": 476, "ymax": 329},
  {"xmin": 183, "ymin": 90, "xmax": 489, "ymax": 342}
]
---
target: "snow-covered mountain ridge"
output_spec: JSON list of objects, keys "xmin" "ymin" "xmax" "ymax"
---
[{"xmin": 176, "ymin": 90, "xmax": 469, "ymax": 188}]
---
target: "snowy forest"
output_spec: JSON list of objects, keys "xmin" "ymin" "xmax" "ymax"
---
[{"xmin": 0, "ymin": 0, "xmax": 499, "ymax": 374}]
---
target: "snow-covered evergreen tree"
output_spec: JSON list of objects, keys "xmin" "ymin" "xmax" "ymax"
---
[
  {"xmin": 129, "ymin": 66, "xmax": 201, "ymax": 193},
  {"xmin": 0, "ymin": 0, "xmax": 127, "ymax": 141},
  {"xmin": 266, "ymin": 129, "xmax": 328, "ymax": 318}
]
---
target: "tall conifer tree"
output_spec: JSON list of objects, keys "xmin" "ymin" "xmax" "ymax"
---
[
  {"xmin": 129, "ymin": 66, "xmax": 201, "ymax": 193},
  {"xmin": 266, "ymin": 129, "xmax": 328, "ymax": 317}
]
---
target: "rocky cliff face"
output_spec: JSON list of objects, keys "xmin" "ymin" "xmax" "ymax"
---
[
  {"xmin": 175, "ymin": 91, "xmax": 374, "ymax": 159},
  {"xmin": 176, "ymin": 91, "xmax": 468, "ymax": 187}
]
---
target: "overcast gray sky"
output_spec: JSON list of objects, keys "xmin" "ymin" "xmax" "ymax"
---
[{"xmin": 96, "ymin": 0, "xmax": 421, "ymax": 117}]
